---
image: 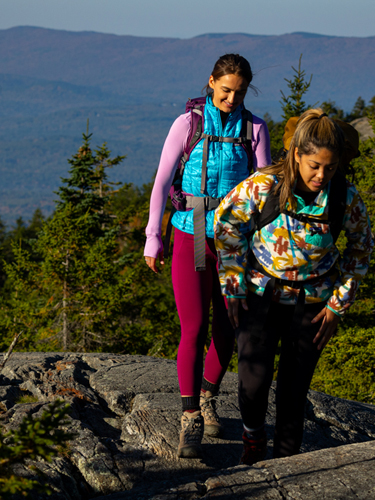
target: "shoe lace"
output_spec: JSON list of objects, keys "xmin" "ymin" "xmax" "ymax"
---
[
  {"xmin": 200, "ymin": 395, "xmax": 220, "ymax": 423},
  {"xmin": 182, "ymin": 416, "xmax": 202, "ymax": 445}
]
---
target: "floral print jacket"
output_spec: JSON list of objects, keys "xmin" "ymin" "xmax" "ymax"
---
[{"xmin": 214, "ymin": 172, "xmax": 374, "ymax": 317}]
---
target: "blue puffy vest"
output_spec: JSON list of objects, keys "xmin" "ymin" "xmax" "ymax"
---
[{"xmin": 172, "ymin": 96, "xmax": 250, "ymax": 238}]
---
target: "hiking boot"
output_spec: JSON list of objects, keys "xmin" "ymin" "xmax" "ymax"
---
[
  {"xmin": 177, "ymin": 410, "xmax": 204, "ymax": 458},
  {"xmin": 239, "ymin": 430, "xmax": 267, "ymax": 465},
  {"xmin": 200, "ymin": 390, "xmax": 223, "ymax": 438}
]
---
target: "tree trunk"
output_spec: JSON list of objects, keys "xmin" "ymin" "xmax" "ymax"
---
[{"xmin": 62, "ymin": 252, "xmax": 69, "ymax": 350}]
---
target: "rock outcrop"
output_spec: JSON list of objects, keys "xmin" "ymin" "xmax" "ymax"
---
[
  {"xmin": 351, "ymin": 117, "xmax": 375, "ymax": 140},
  {"xmin": 0, "ymin": 352, "xmax": 374, "ymax": 499}
]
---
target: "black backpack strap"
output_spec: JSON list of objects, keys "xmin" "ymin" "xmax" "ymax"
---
[
  {"xmin": 282, "ymin": 209, "xmax": 329, "ymax": 225},
  {"xmin": 254, "ymin": 181, "xmax": 280, "ymax": 232},
  {"xmin": 241, "ymin": 109, "xmax": 253, "ymax": 173},
  {"xmin": 328, "ymin": 172, "xmax": 347, "ymax": 244},
  {"xmin": 254, "ymin": 173, "xmax": 347, "ymax": 242}
]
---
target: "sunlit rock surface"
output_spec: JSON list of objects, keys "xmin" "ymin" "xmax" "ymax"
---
[
  {"xmin": 0, "ymin": 353, "xmax": 374, "ymax": 499},
  {"xmin": 351, "ymin": 117, "xmax": 375, "ymax": 140}
]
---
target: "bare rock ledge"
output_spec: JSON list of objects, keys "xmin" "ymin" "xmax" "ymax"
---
[{"xmin": 0, "ymin": 353, "xmax": 374, "ymax": 499}]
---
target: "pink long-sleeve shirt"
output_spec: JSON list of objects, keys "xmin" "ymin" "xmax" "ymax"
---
[{"xmin": 144, "ymin": 111, "xmax": 271, "ymax": 258}]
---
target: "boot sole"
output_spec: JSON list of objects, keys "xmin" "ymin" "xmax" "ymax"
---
[
  {"xmin": 177, "ymin": 446, "xmax": 202, "ymax": 458},
  {"xmin": 204, "ymin": 425, "xmax": 223, "ymax": 438}
]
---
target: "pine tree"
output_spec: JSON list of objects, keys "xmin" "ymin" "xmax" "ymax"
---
[
  {"xmin": 280, "ymin": 54, "xmax": 313, "ymax": 122},
  {"xmin": 34, "ymin": 133, "xmax": 129, "ymax": 351},
  {"xmin": 0, "ymin": 400, "xmax": 74, "ymax": 498},
  {"xmin": 320, "ymin": 100, "xmax": 345, "ymax": 120},
  {"xmin": 267, "ymin": 55, "xmax": 313, "ymax": 159},
  {"xmin": 365, "ymin": 95, "xmax": 375, "ymax": 117},
  {"xmin": 0, "ymin": 133, "xmax": 133, "ymax": 352},
  {"xmin": 349, "ymin": 96, "xmax": 366, "ymax": 120}
]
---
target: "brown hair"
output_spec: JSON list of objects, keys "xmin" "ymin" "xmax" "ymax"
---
[
  {"xmin": 261, "ymin": 108, "xmax": 345, "ymax": 210},
  {"xmin": 203, "ymin": 53, "xmax": 257, "ymax": 95}
]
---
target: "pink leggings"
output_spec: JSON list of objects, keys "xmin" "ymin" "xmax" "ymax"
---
[{"xmin": 172, "ymin": 228, "xmax": 235, "ymax": 397}]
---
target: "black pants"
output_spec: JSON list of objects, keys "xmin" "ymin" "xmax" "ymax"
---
[{"xmin": 236, "ymin": 293, "xmax": 326, "ymax": 458}]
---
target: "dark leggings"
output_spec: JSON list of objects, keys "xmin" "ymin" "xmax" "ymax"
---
[
  {"xmin": 236, "ymin": 293, "xmax": 325, "ymax": 458},
  {"xmin": 172, "ymin": 228, "xmax": 235, "ymax": 397}
]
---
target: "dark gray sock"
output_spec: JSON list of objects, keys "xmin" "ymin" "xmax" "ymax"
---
[
  {"xmin": 181, "ymin": 396, "xmax": 200, "ymax": 412},
  {"xmin": 201, "ymin": 378, "xmax": 219, "ymax": 395}
]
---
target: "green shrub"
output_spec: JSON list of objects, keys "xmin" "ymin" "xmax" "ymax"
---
[
  {"xmin": 0, "ymin": 399, "xmax": 75, "ymax": 499},
  {"xmin": 311, "ymin": 326, "xmax": 375, "ymax": 404}
]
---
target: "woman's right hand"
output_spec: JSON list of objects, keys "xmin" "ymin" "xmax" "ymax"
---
[
  {"xmin": 227, "ymin": 297, "xmax": 248, "ymax": 329},
  {"xmin": 145, "ymin": 252, "xmax": 164, "ymax": 274}
]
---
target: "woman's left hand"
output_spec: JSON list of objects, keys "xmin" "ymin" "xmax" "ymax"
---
[{"xmin": 311, "ymin": 307, "xmax": 341, "ymax": 350}]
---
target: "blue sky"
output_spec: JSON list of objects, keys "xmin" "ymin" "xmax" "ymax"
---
[{"xmin": 1, "ymin": 0, "xmax": 375, "ymax": 38}]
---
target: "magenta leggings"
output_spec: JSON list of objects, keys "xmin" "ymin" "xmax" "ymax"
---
[{"xmin": 172, "ymin": 228, "xmax": 235, "ymax": 397}]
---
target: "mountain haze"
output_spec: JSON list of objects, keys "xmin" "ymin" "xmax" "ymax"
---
[{"xmin": 1, "ymin": 27, "xmax": 375, "ymax": 223}]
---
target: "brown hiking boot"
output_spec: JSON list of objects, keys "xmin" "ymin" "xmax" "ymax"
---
[
  {"xmin": 200, "ymin": 390, "xmax": 223, "ymax": 438},
  {"xmin": 177, "ymin": 410, "xmax": 204, "ymax": 458},
  {"xmin": 239, "ymin": 430, "xmax": 267, "ymax": 465}
]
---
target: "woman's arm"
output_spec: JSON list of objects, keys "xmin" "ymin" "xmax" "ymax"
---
[
  {"xmin": 326, "ymin": 183, "xmax": 374, "ymax": 316},
  {"xmin": 215, "ymin": 173, "xmax": 275, "ymax": 326},
  {"xmin": 252, "ymin": 117, "xmax": 272, "ymax": 169},
  {"xmin": 214, "ymin": 173, "xmax": 274, "ymax": 296},
  {"xmin": 144, "ymin": 113, "xmax": 191, "ymax": 271}
]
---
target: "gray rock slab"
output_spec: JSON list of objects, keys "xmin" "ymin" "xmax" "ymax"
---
[
  {"xmin": 129, "ymin": 441, "xmax": 375, "ymax": 500},
  {"xmin": 0, "ymin": 384, "xmax": 23, "ymax": 411},
  {"xmin": 122, "ymin": 392, "xmax": 247, "ymax": 467},
  {"xmin": 0, "ymin": 352, "xmax": 374, "ymax": 500},
  {"xmin": 351, "ymin": 117, "xmax": 375, "ymax": 140},
  {"xmin": 202, "ymin": 440, "xmax": 375, "ymax": 500},
  {"xmin": 90, "ymin": 356, "xmax": 180, "ymax": 416},
  {"xmin": 307, "ymin": 390, "xmax": 375, "ymax": 437}
]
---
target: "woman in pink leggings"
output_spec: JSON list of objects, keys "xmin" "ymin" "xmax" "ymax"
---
[{"xmin": 144, "ymin": 54, "xmax": 271, "ymax": 458}]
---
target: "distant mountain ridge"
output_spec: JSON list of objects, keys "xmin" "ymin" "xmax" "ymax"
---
[
  {"xmin": 0, "ymin": 26, "xmax": 374, "ymax": 223},
  {"xmin": 2, "ymin": 27, "xmax": 374, "ymax": 110}
]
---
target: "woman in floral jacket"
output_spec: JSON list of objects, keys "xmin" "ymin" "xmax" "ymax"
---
[{"xmin": 214, "ymin": 109, "xmax": 374, "ymax": 465}]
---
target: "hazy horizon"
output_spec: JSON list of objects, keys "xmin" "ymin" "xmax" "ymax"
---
[
  {"xmin": 2, "ymin": 25, "xmax": 375, "ymax": 40},
  {"xmin": 2, "ymin": 0, "xmax": 375, "ymax": 39}
]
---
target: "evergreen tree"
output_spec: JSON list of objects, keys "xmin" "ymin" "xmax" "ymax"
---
[
  {"xmin": 267, "ymin": 55, "xmax": 313, "ymax": 159},
  {"xmin": 320, "ymin": 100, "xmax": 345, "ymax": 120},
  {"xmin": 348, "ymin": 96, "xmax": 366, "ymax": 121},
  {"xmin": 0, "ymin": 400, "xmax": 74, "ymax": 498},
  {"xmin": 0, "ymin": 133, "xmax": 134, "ymax": 352},
  {"xmin": 0, "ymin": 216, "xmax": 7, "ymax": 287},
  {"xmin": 365, "ymin": 95, "xmax": 375, "ymax": 117},
  {"xmin": 280, "ymin": 54, "xmax": 313, "ymax": 122},
  {"xmin": 34, "ymin": 134, "xmax": 129, "ymax": 351},
  {"xmin": 110, "ymin": 180, "xmax": 181, "ymax": 358}
]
